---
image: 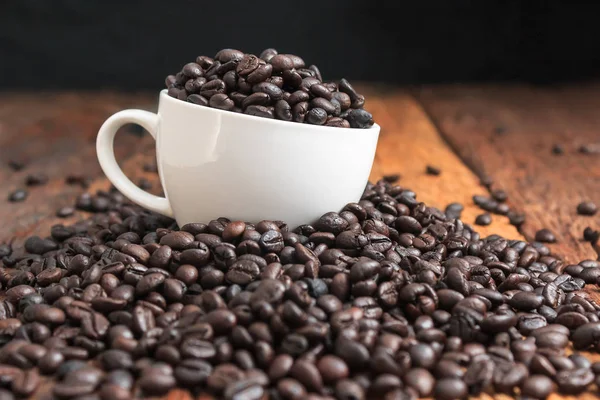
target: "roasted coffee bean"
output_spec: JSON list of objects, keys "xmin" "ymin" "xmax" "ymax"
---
[
  {"xmin": 556, "ymin": 368, "xmax": 594, "ymax": 394},
  {"xmin": 550, "ymin": 143, "xmax": 565, "ymax": 155},
  {"xmin": 288, "ymin": 90, "xmax": 310, "ymax": 106},
  {"xmin": 207, "ymin": 93, "xmax": 234, "ymax": 111},
  {"xmin": 160, "ymin": 231, "xmax": 194, "ymax": 250},
  {"xmin": 282, "ymin": 69, "xmax": 302, "ymax": 89},
  {"xmin": 335, "ymin": 379, "xmax": 365, "ymax": 400},
  {"xmin": 463, "ymin": 358, "xmax": 494, "ymax": 395},
  {"xmin": 138, "ymin": 366, "xmax": 176, "ymax": 396},
  {"xmin": 583, "ymin": 227, "xmax": 599, "ymax": 243},
  {"xmin": 522, "ymin": 374, "xmax": 554, "ymax": 398},
  {"xmin": 274, "ymin": 100, "xmax": 293, "ymax": 121},
  {"xmin": 493, "ymin": 362, "xmax": 528, "ymax": 393},
  {"xmin": 475, "ymin": 213, "xmax": 492, "ymax": 226},
  {"xmin": 214, "ymin": 49, "xmax": 244, "ymax": 64},
  {"xmin": 6, "ymin": 285, "xmax": 36, "ymax": 303},
  {"xmin": 276, "ymin": 378, "xmax": 306, "ymax": 399},
  {"xmin": 253, "ymin": 82, "xmax": 283, "ymax": 101},
  {"xmin": 175, "ymin": 358, "xmax": 212, "ymax": 386},
  {"xmin": 404, "ymin": 368, "xmax": 434, "ymax": 397},
  {"xmin": 247, "ymin": 64, "xmax": 273, "ymax": 84},
  {"xmin": 425, "ymin": 165, "xmax": 441, "ymax": 176},
  {"xmin": 508, "ymin": 211, "xmax": 526, "ymax": 226},
  {"xmin": 269, "ymin": 54, "xmax": 294, "ymax": 73},
  {"xmin": 182, "ymin": 62, "xmax": 203, "ymax": 78},
  {"xmin": 37, "ymin": 349, "xmax": 64, "ymax": 374},
  {"xmin": 185, "ymin": 77, "xmax": 207, "ymax": 93},
  {"xmin": 259, "ymin": 230, "xmax": 284, "ymax": 253},
  {"xmin": 577, "ymin": 201, "xmax": 597, "ymax": 215},
  {"xmin": 346, "ymin": 109, "xmax": 374, "ymax": 128},
  {"xmin": 434, "ymin": 378, "xmax": 467, "ymax": 400},
  {"xmin": 23, "ymin": 304, "xmax": 65, "ymax": 325},
  {"xmin": 226, "ymin": 260, "xmax": 260, "ymax": 285},
  {"xmin": 236, "ymin": 54, "xmax": 259, "ymax": 76},
  {"xmin": 12, "ymin": 369, "xmax": 40, "ymax": 397},
  {"xmin": 199, "ymin": 79, "xmax": 226, "ymax": 98},
  {"xmin": 292, "ymin": 101, "xmax": 309, "ymax": 122},
  {"xmin": 56, "ymin": 206, "xmax": 75, "ymax": 218},
  {"xmin": 242, "ymin": 92, "xmax": 271, "ymax": 108},
  {"xmin": 289, "ymin": 359, "xmax": 323, "ymax": 392},
  {"xmin": 579, "ymin": 143, "xmax": 600, "ymax": 154},
  {"xmin": 509, "ymin": 291, "xmax": 543, "ymax": 310},
  {"xmin": 572, "ymin": 322, "xmax": 600, "ymax": 349},
  {"xmin": 325, "ymin": 117, "xmax": 350, "ymax": 128},
  {"xmin": 25, "ymin": 236, "xmax": 58, "ymax": 254},
  {"xmin": 188, "ymin": 94, "xmax": 208, "ymax": 106},
  {"xmin": 8, "ymin": 189, "xmax": 28, "ymax": 202},
  {"xmin": 223, "ymin": 379, "xmax": 264, "ymax": 400},
  {"xmin": 535, "ymin": 229, "xmax": 556, "ymax": 243}
]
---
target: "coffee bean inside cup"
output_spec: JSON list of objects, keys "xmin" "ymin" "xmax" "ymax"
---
[{"xmin": 165, "ymin": 48, "xmax": 374, "ymax": 128}]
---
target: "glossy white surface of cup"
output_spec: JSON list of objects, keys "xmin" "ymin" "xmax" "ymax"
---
[{"xmin": 97, "ymin": 90, "xmax": 380, "ymax": 228}]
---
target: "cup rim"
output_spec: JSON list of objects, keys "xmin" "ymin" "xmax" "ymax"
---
[{"xmin": 160, "ymin": 89, "xmax": 380, "ymax": 133}]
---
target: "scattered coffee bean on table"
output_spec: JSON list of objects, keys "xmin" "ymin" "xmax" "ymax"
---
[
  {"xmin": 25, "ymin": 173, "xmax": 49, "ymax": 186},
  {"xmin": 475, "ymin": 212, "xmax": 492, "ymax": 226},
  {"xmin": 425, "ymin": 165, "xmax": 441, "ymax": 176},
  {"xmin": 508, "ymin": 210, "xmax": 526, "ymax": 227},
  {"xmin": 143, "ymin": 163, "xmax": 159, "ymax": 173},
  {"xmin": 551, "ymin": 144, "xmax": 564, "ymax": 155},
  {"xmin": 491, "ymin": 189, "xmax": 508, "ymax": 203},
  {"xmin": 165, "ymin": 48, "xmax": 374, "ymax": 128},
  {"xmin": 3, "ymin": 178, "xmax": 600, "ymax": 398},
  {"xmin": 65, "ymin": 175, "xmax": 92, "ymax": 188},
  {"xmin": 493, "ymin": 126, "xmax": 507, "ymax": 135},
  {"xmin": 583, "ymin": 227, "xmax": 599, "ymax": 244},
  {"xmin": 137, "ymin": 178, "xmax": 152, "ymax": 191},
  {"xmin": 445, "ymin": 202, "xmax": 464, "ymax": 220},
  {"xmin": 7, "ymin": 189, "xmax": 28, "ymax": 202},
  {"xmin": 382, "ymin": 174, "xmax": 401, "ymax": 183},
  {"xmin": 8, "ymin": 159, "xmax": 27, "ymax": 171},
  {"xmin": 577, "ymin": 201, "xmax": 598, "ymax": 216},
  {"xmin": 535, "ymin": 228, "xmax": 557, "ymax": 243}
]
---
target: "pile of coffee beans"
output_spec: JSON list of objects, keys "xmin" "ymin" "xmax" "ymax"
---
[
  {"xmin": 2, "ymin": 179, "xmax": 600, "ymax": 399},
  {"xmin": 165, "ymin": 48, "xmax": 374, "ymax": 129}
]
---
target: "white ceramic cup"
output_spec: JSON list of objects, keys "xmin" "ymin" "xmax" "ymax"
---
[{"xmin": 97, "ymin": 90, "xmax": 380, "ymax": 228}]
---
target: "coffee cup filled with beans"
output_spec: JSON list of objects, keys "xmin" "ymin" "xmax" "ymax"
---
[
  {"xmin": 97, "ymin": 48, "xmax": 380, "ymax": 228},
  {"xmin": 165, "ymin": 48, "xmax": 374, "ymax": 129}
]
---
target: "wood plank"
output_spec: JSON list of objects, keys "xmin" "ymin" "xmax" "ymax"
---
[{"xmin": 416, "ymin": 84, "xmax": 600, "ymax": 264}]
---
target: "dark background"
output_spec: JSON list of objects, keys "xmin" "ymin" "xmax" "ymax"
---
[{"xmin": 1, "ymin": 0, "xmax": 599, "ymax": 89}]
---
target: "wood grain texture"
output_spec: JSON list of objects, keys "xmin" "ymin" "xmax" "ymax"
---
[
  {"xmin": 0, "ymin": 89, "xmax": 597, "ymax": 399},
  {"xmin": 0, "ymin": 92, "xmax": 158, "ymax": 245},
  {"xmin": 416, "ymin": 84, "xmax": 600, "ymax": 264}
]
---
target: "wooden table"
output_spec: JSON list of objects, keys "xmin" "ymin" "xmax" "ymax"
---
[{"xmin": 0, "ymin": 85, "xmax": 599, "ymax": 399}]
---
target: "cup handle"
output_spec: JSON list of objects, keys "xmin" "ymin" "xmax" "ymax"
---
[{"xmin": 96, "ymin": 109, "xmax": 173, "ymax": 217}]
